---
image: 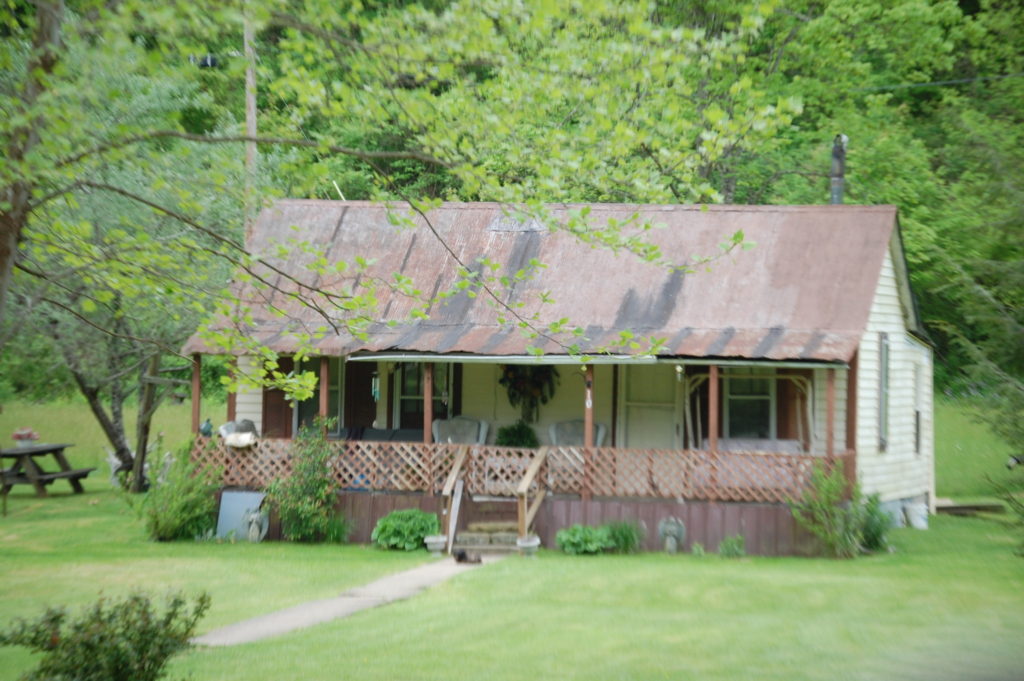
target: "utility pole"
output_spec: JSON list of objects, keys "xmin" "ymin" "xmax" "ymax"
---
[{"xmin": 244, "ymin": 5, "xmax": 258, "ymax": 238}]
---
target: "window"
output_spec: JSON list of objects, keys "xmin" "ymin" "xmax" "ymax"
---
[
  {"xmin": 723, "ymin": 368, "xmax": 776, "ymax": 439},
  {"xmin": 294, "ymin": 358, "xmax": 343, "ymax": 436},
  {"xmin": 396, "ymin": 363, "xmax": 453, "ymax": 429},
  {"xmin": 879, "ymin": 333, "xmax": 890, "ymax": 452},
  {"xmin": 913, "ymin": 361, "xmax": 922, "ymax": 455}
]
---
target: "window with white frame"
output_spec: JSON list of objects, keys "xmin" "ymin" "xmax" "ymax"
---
[
  {"xmin": 396, "ymin": 363, "xmax": 453, "ymax": 429},
  {"xmin": 723, "ymin": 368, "xmax": 776, "ymax": 439}
]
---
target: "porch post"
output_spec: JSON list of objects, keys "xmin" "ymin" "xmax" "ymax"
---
[
  {"xmin": 583, "ymin": 364, "xmax": 594, "ymax": 502},
  {"xmin": 844, "ymin": 353, "xmax": 859, "ymax": 493},
  {"xmin": 423, "ymin": 363, "xmax": 434, "ymax": 444},
  {"xmin": 583, "ymin": 365, "xmax": 595, "ymax": 449},
  {"xmin": 708, "ymin": 364, "xmax": 719, "ymax": 453},
  {"xmin": 191, "ymin": 353, "xmax": 202, "ymax": 433},
  {"xmin": 226, "ymin": 358, "xmax": 237, "ymax": 423},
  {"xmin": 826, "ymin": 367, "xmax": 836, "ymax": 460},
  {"xmin": 319, "ymin": 356, "xmax": 329, "ymax": 430}
]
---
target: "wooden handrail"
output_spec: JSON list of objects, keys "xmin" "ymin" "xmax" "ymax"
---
[
  {"xmin": 516, "ymin": 447, "xmax": 550, "ymax": 538},
  {"xmin": 441, "ymin": 445, "xmax": 470, "ymax": 497},
  {"xmin": 515, "ymin": 446, "xmax": 549, "ymax": 496}
]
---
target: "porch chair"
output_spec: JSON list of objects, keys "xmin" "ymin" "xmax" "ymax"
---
[
  {"xmin": 432, "ymin": 416, "xmax": 489, "ymax": 445},
  {"xmin": 549, "ymin": 419, "xmax": 606, "ymax": 447}
]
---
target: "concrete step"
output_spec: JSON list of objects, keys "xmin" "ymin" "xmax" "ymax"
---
[
  {"xmin": 451, "ymin": 542, "xmax": 520, "ymax": 555},
  {"xmin": 466, "ymin": 521, "xmax": 518, "ymax": 533},
  {"xmin": 455, "ymin": 530, "xmax": 519, "ymax": 548}
]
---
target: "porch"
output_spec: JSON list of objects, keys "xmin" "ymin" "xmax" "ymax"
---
[{"xmin": 191, "ymin": 436, "xmax": 851, "ymax": 554}]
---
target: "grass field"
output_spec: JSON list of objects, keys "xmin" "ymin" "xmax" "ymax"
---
[
  {"xmin": 0, "ymin": 398, "xmax": 225, "ymax": 472},
  {"xmin": 1, "ymin": 486, "xmax": 1021, "ymax": 681},
  {"xmin": 934, "ymin": 398, "xmax": 1016, "ymax": 498}
]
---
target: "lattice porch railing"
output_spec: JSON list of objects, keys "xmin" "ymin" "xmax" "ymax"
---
[{"xmin": 191, "ymin": 437, "xmax": 847, "ymax": 504}]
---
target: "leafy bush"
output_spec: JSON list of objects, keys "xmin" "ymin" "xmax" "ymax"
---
[
  {"xmin": 604, "ymin": 521, "xmax": 645, "ymax": 554},
  {"xmin": 130, "ymin": 445, "xmax": 219, "ymax": 541},
  {"xmin": 267, "ymin": 423, "xmax": 348, "ymax": 543},
  {"xmin": 0, "ymin": 592, "xmax": 209, "ymax": 681},
  {"xmin": 691, "ymin": 542, "xmax": 706, "ymax": 557},
  {"xmin": 495, "ymin": 419, "xmax": 539, "ymax": 448},
  {"xmin": 860, "ymin": 493, "xmax": 891, "ymax": 552},
  {"xmin": 371, "ymin": 509, "xmax": 440, "ymax": 550},
  {"xmin": 718, "ymin": 534, "xmax": 746, "ymax": 558},
  {"xmin": 789, "ymin": 461, "xmax": 892, "ymax": 558},
  {"xmin": 556, "ymin": 524, "xmax": 612, "ymax": 555}
]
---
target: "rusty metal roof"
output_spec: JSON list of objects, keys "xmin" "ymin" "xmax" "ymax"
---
[{"xmin": 184, "ymin": 201, "xmax": 904, "ymax": 363}]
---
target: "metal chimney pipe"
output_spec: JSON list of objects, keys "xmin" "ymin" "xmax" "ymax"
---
[{"xmin": 830, "ymin": 134, "xmax": 848, "ymax": 204}]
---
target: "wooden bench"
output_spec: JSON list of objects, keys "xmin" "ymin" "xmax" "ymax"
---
[{"xmin": 3, "ymin": 468, "xmax": 95, "ymax": 486}]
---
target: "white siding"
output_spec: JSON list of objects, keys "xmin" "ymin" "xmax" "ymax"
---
[
  {"xmin": 856, "ymin": 248, "xmax": 934, "ymax": 504},
  {"xmin": 234, "ymin": 355, "xmax": 264, "ymax": 434}
]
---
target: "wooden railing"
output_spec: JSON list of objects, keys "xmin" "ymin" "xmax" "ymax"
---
[
  {"xmin": 440, "ymin": 446, "xmax": 470, "ymax": 551},
  {"xmin": 191, "ymin": 437, "xmax": 848, "ymax": 505},
  {"xmin": 516, "ymin": 446, "xmax": 550, "ymax": 538}
]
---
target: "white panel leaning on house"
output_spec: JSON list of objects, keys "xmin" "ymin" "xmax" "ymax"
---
[
  {"xmin": 856, "ymin": 245, "xmax": 935, "ymax": 523},
  {"xmin": 234, "ymin": 355, "xmax": 264, "ymax": 435}
]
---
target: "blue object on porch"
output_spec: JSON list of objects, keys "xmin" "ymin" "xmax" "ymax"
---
[
  {"xmin": 216, "ymin": 490, "xmax": 268, "ymax": 541},
  {"xmin": 343, "ymin": 474, "xmax": 370, "ymax": 491}
]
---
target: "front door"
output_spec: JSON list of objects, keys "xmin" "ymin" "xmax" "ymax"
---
[
  {"xmin": 619, "ymin": 364, "xmax": 680, "ymax": 449},
  {"xmin": 345, "ymin": 362, "xmax": 378, "ymax": 428},
  {"xmin": 261, "ymin": 357, "xmax": 294, "ymax": 438}
]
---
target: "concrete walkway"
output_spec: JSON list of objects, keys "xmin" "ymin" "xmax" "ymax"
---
[{"xmin": 193, "ymin": 555, "xmax": 502, "ymax": 647}]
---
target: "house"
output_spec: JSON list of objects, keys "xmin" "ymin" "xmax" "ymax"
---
[{"xmin": 183, "ymin": 200, "xmax": 934, "ymax": 554}]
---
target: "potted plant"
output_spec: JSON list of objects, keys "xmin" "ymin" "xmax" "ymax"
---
[
  {"xmin": 498, "ymin": 365, "xmax": 559, "ymax": 423},
  {"xmin": 516, "ymin": 534, "xmax": 541, "ymax": 557},
  {"xmin": 495, "ymin": 420, "xmax": 539, "ymax": 448},
  {"xmin": 12, "ymin": 428, "xmax": 39, "ymax": 448},
  {"xmin": 424, "ymin": 534, "xmax": 447, "ymax": 557}
]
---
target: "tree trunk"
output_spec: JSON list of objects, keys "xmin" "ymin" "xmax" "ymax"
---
[
  {"xmin": 0, "ymin": 1, "xmax": 65, "ymax": 327},
  {"xmin": 131, "ymin": 354, "xmax": 161, "ymax": 492},
  {"xmin": 73, "ymin": 373, "xmax": 134, "ymax": 474}
]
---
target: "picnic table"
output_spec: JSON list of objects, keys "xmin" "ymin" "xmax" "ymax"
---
[{"xmin": 0, "ymin": 443, "xmax": 95, "ymax": 497}]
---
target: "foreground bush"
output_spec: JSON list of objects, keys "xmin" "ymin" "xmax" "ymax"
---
[
  {"xmin": 130, "ymin": 445, "xmax": 220, "ymax": 541},
  {"xmin": 371, "ymin": 509, "xmax": 439, "ymax": 550},
  {"xmin": 0, "ymin": 592, "xmax": 209, "ymax": 681},
  {"xmin": 267, "ymin": 423, "xmax": 349, "ymax": 543}
]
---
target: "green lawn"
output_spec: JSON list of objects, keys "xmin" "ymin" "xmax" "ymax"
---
[
  {"xmin": 2, "ymin": 487, "xmax": 1022, "ymax": 681},
  {"xmin": 165, "ymin": 515, "xmax": 1024, "ymax": 681},
  {"xmin": 0, "ymin": 487, "xmax": 430, "ymax": 679}
]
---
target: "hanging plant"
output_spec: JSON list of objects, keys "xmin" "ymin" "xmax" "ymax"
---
[{"xmin": 498, "ymin": 365, "xmax": 560, "ymax": 423}]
